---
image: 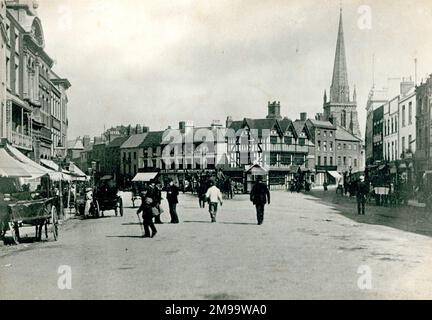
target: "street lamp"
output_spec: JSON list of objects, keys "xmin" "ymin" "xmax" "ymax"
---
[{"xmin": 54, "ymin": 141, "xmax": 66, "ymax": 219}]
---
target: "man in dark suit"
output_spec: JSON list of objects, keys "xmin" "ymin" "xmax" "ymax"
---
[
  {"xmin": 250, "ymin": 176, "xmax": 270, "ymax": 225},
  {"xmin": 148, "ymin": 179, "xmax": 163, "ymax": 224},
  {"xmin": 166, "ymin": 179, "xmax": 180, "ymax": 223},
  {"xmin": 137, "ymin": 195, "xmax": 157, "ymax": 238},
  {"xmin": 356, "ymin": 176, "xmax": 369, "ymax": 215}
]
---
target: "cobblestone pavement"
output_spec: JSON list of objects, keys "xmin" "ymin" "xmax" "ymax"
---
[{"xmin": 1, "ymin": 191, "xmax": 432, "ymax": 299}]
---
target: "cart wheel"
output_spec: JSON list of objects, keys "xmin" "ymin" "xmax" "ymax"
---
[
  {"xmin": 9, "ymin": 222, "xmax": 20, "ymax": 245},
  {"xmin": 119, "ymin": 198, "xmax": 123, "ymax": 217},
  {"xmin": 51, "ymin": 206, "xmax": 59, "ymax": 241}
]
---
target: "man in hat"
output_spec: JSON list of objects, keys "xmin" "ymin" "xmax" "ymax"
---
[
  {"xmin": 147, "ymin": 179, "xmax": 163, "ymax": 224},
  {"xmin": 250, "ymin": 176, "xmax": 270, "ymax": 225},
  {"xmin": 166, "ymin": 179, "xmax": 180, "ymax": 223},
  {"xmin": 205, "ymin": 179, "xmax": 223, "ymax": 222},
  {"xmin": 137, "ymin": 195, "xmax": 157, "ymax": 238},
  {"xmin": 356, "ymin": 175, "xmax": 369, "ymax": 215}
]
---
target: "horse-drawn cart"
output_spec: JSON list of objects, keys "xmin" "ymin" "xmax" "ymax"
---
[{"xmin": 0, "ymin": 197, "xmax": 59, "ymax": 245}]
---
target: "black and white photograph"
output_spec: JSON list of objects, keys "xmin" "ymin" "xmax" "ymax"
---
[{"xmin": 1, "ymin": 0, "xmax": 432, "ymax": 304}]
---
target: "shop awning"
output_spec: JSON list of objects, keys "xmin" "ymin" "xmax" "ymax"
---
[
  {"xmin": 327, "ymin": 171, "xmax": 342, "ymax": 180},
  {"xmin": 68, "ymin": 162, "xmax": 89, "ymax": 181},
  {"xmin": 132, "ymin": 172, "xmax": 158, "ymax": 182},
  {"xmin": 0, "ymin": 148, "xmax": 32, "ymax": 178},
  {"xmin": 40, "ymin": 159, "xmax": 73, "ymax": 181},
  {"xmin": 7, "ymin": 144, "xmax": 53, "ymax": 179}
]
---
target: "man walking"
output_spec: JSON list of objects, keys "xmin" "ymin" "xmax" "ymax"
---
[
  {"xmin": 148, "ymin": 179, "xmax": 163, "ymax": 224},
  {"xmin": 205, "ymin": 180, "xmax": 223, "ymax": 222},
  {"xmin": 356, "ymin": 175, "xmax": 368, "ymax": 215},
  {"xmin": 137, "ymin": 196, "xmax": 157, "ymax": 238},
  {"xmin": 166, "ymin": 179, "xmax": 180, "ymax": 223},
  {"xmin": 250, "ymin": 176, "xmax": 270, "ymax": 225}
]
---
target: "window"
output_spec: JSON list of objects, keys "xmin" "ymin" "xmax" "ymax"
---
[
  {"xmin": 270, "ymin": 153, "xmax": 278, "ymax": 166},
  {"xmin": 133, "ymin": 152, "xmax": 137, "ymax": 160},
  {"xmin": 6, "ymin": 57, "xmax": 10, "ymax": 87},
  {"xmin": 343, "ymin": 156, "xmax": 347, "ymax": 165},
  {"xmin": 348, "ymin": 144, "xmax": 352, "ymax": 150},
  {"xmin": 318, "ymin": 156, "xmax": 321, "ymax": 166},
  {"xmin": 330, "ymin": 131, "xmax": 333, "ymax": 137},
  {"xmin": 317, "ymin": 130, "xmax": 321, "ymax": 136},
  {"xmin": 324, "ymin": 156, "xmax": 327, "ymax": 166},
  {"xmin": 354, "ymin": 159, "xmax": 358, "ymax": 167},
  {"xmin": 338, "ymin": 156, "xmax": 342, "ymax": 165},
  {"xmin": 387, "ymin": 120, "xmax": 390, "ymax": 135},
  {"xmin": 353, "ymin": 144, "xmax": 357, "ymax": 151},
  {"xmin": 284, "ymin": 136, "xmax": 292, "ymax": 145},
  {"xmin": 343, "ymin": 143, "xmax": 346, "ymax": 149},
  {"xmin": 402, "ymin": 105, "xmax": 406, "ymax": 127},
  {"xmin": 341, "ymin": 110, "xmax": 347, "ymax": 127},
  {"xmin": 408, "ymin": 134, "xmax": 412, "ymax": 149},
  {"xmin": 337, "ymin": 143, "xmax": 341, "ymax": 150},
  {"xmin": 330, "ymin": 157, "xmax": 333, "ymax": 165},
  {"xmin": 330, "ymin": 142, "xmax": 333, "ymax": 151},
  {"xmin": 270, "ymin": 136, "xmax": 278, "ymax": 144},
  {"xmin": 298, "ymin": 138, "xmax": 305, "ymax": 146},
  {"xmin": 323, "ymin": 141, "xmax": 327, "ymax": 152},
  {"xmin": 408, "ymin": 102, "xmax": 412, "ymax": 124},
  {"xmin": 14, "ymin": 64, "xmax": 19, "ymax": 93},
  {"xmin": 281, "ymin": 153, "xmax": 291, "ymax": 165},
  {"xmin": 323, "ymin": 131, "xmax": 327, "ymax": 137},
  {"xmin": 317, "ymin": 140, "xmax": 321, "ymax": 151}
]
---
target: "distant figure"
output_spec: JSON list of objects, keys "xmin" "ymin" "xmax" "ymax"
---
[
  {"xmin": 197, "ymin": 182, "xmax": 207, "ymax": 208},
  {"xmin": 250, "ymin": 176, "xmax": 270, "ymax": 225},
  {"xmin": 205, "ymin": 180, "xmax": 223, "ymax": 223},
  {"xmin": 84, "ymin": 187, "xmax": 93, "ymax": 218},
  {"xmin": 166, "ymin": 179, "xmax": 180, "ymax": 223},
  {"xmin": 356, "ymin": 176, "xmax": 369, "ymax": 215},
  {"xmin": 137, "ymin": 196, "xmax": 157, "ymax": 238}
]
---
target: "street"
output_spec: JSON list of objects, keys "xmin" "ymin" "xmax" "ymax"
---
[{"xmin": 1, "ymin": 190, "xmax": 432, "ymax": 299}]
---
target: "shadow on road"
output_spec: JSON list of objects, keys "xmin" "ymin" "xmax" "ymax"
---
[
  {"xmin": 218, "ymin": 222, "xmax": 257, "ymax": 226},
  {"xmin": 106, "ymin": 235, "xmax": 144, "ymax": 239},
  {"xmin": 308, "ymin": 190, "xmax": 432, "ymax": 238}
]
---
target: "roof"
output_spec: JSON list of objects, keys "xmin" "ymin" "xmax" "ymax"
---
[
  {"xmin": 139, "ymin": 131, "xmax": 164, "ymax": 148},
  {"xmin": 107, "ymin": 136, "xmax": 129, "ymax": 148},
  {"xmin": 293, "ymin": 120, "xmax": 306, "ymax": 136},
  {"xmin": 227, "ymin": 120, "xmax": 244, "ymax": 132},
  {"xmin": 307, "ymin": 119, "xmax": 336, "ymax": 130},
  {"xmin": 335, "ymin": 126, "xmax": 361, "ymax": 142},
  {"xmin": 120, "ymin": 133, "xmax": 148, "ymax": 149},
  {"xmin": 67, "ymin": 139, "xmax": 84, "ymax": 150},
  {"xmin": 0, "ymin": 147, "xmax": 32, "ymax": 178}
]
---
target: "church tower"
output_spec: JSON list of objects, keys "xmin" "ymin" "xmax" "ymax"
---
[{"xmin": 323, "ymin": 7, "xmax": 362, "ymax": 139}]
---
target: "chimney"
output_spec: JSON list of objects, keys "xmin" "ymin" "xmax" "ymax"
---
[
  {"xmin": 226, "ymin": 116, "xmax": 233, "ymax": 128},
  {"xmin": 400, "ymin": 78, "xmax": 414, "ymax": 96},
  {"xmin": 211, "ymin": 120, "xmax": 222, "ymax": 129},
  {"xmin": 179, "ymin": 121, "xmax": 186, "ymax": 132},
  {"xmin": 142, "ymin": 126, "xmax": 149, "ymax": 133},
  {"xmin": 83, "ymin": 135, "xmax": 91, "ymax": 147},
  {"xmin": 300, "ymin": 112, "xmax": 307, "ymax": 121}
]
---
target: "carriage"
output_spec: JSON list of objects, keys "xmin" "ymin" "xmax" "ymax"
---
[{"xmin": 0, "ymin": 196, "xmax": 59, "ymax": 245}]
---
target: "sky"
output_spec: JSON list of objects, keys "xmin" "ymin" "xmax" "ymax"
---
[{"xmin": 36, "ymin": 0, "xmax": 432, "ymax": 140}]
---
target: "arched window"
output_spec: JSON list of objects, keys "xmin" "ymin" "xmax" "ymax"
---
[{"xmin": 341, "ymin": 110, "xmax": 347, "ymax": 127}]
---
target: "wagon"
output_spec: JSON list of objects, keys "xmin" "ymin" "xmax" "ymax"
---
[{"xmin": 0, "ymin": 197, "xmax": 59, "ymax": 245}]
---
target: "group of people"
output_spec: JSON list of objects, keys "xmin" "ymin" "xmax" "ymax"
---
[{"xmin": 135, "ymin": 175, "xmax": 272, "ymax": 238}]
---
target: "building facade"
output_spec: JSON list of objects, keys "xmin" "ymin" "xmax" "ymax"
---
[
  {"xmin": 415, "ymin": 74, "xmax": 432, "ymax": 175},
  {"xmin": 383, "ymin": 96, "xmax": 400, "ymax": 162},
  {"xmin": 372, "ymin": 105, "xmax": 384, "ymax": 163},
  {"xmin": 0, "ymin": 0, "xmax": 70, "ymax": 162},
  {"xmin": 398, "ymin": 82, "xmax": 416, "ymax": 160}
]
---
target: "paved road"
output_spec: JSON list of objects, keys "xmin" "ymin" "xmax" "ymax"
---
[{"xmin": 1, "ymin": 191, "xmax": 432, "ymax": 299}]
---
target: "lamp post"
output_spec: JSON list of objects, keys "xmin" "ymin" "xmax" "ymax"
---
[{"xmin": 54, "ymin": 142, "xmax": 66, "ymax": 219}]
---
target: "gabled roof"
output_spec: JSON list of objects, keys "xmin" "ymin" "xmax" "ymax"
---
[
  {"xmin": 107, "ymin": 136, "xmax": 129, "ymax": 148},
  {"xmin": 120, "ymin": 133, "xmax": 148, "ymax": 149},
  {"xmin": 278, "ymin": 118, "xmax": 298, "ymax": 138},
  {"xmin": 67, "ymin": 139, "xmax": 84, "ymax": 150},
  {"xmin": 293, "ymin": 120, "xmax": 306, "ymax": 136},
  {"xmin": 244, "ymin": 118, "xmax": 283, "ymax": 137},
  {"xmin": 227, "ymin": 120, "xmax": 244, "ymax": 132},
  {"xmin": 335, "ymin": 126, "xmax": 361, "ymax": 142}
]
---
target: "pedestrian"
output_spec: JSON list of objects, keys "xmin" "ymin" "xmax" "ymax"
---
[
  {"xmin": 166, "ymin": 179, "xmax": 180, "ymax": 223},
  {"xmin": 148, "ymin": 179, "xmax": 163, "ymax": 224},
  {"xmin": 356, "ymin": 175, "xmax": 368, "ymax": 215},
  {"xmin": 205, "ymin": 179, "xmax": 223, "ymax": 222},
  {"xmin": 136, "ymin": 195, "xmax": 157, "ymax": 238},
  {"xmin": 84, "ymin": 187, "xmax": 93, "ymax": 218},
  {"xmin": 197, "ymin": 181, "xmax": 207, "ymax": 208},
  {"xmin": 250, "ymin": 176, "xmax": 270, "ymax": 225}
]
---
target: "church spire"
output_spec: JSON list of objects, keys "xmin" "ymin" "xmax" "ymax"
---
[{"xmin": 330, "ymin": 6, "xmax": 350, "ymax": 103}]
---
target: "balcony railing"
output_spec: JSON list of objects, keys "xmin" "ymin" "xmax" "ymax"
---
[{"xmin": 11, "ymin": 131, "xmax": 33, "ymax": 151}]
